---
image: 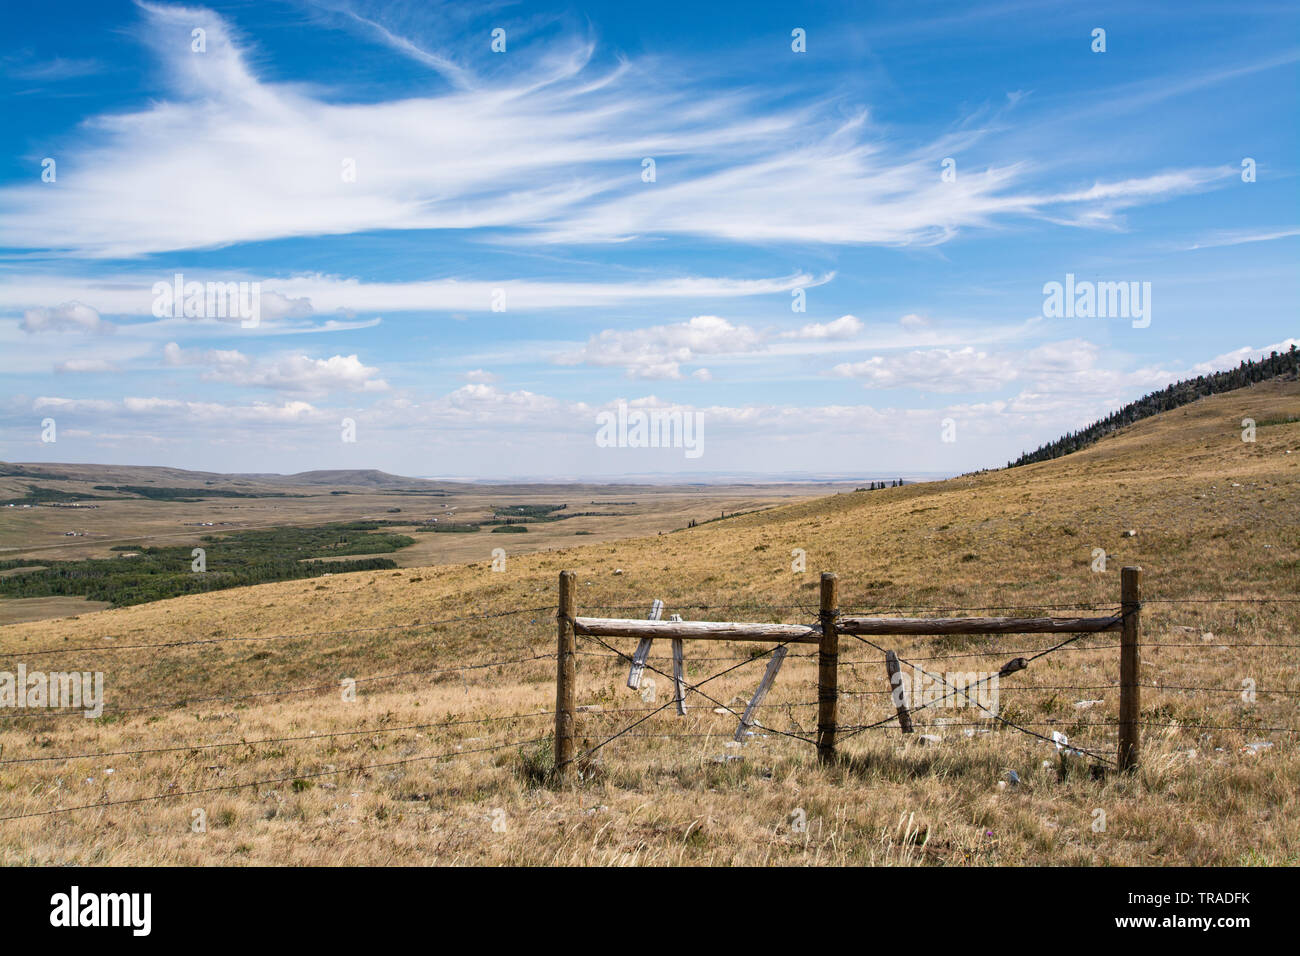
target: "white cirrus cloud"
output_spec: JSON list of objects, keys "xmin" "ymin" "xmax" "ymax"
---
[
  {"xmin": 0, "ymin": 3, "xmax": 1231, "ymax": 257},
  {"xmin": 54, "ymin": 358, "xmax": 117, "ymax": 373},
  {"xmin": 0, "ymin": 271, "xmax": 826, "ymax": 318},
  {"xmin": 1186, "ymin": 227, "xmax": 1300, "ymax": 250},
  {"xmin": 31, "ymin": 396, "xmax": 116, "ymax": 413}
]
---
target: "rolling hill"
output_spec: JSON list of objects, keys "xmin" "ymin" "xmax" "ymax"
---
[{"xmin": 0, "ymin": 378, "xmax": 1296, "ymax": 865}]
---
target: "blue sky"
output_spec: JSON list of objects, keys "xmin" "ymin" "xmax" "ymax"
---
[{"xmin": 1, "ymin": 0, "xmax": 1296, "ymax": 479}]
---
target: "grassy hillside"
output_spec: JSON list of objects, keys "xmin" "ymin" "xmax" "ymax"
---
[
  {"xmin": 1, "ymin": 379, "xmax": 1296, "ymax": 865},
  {"xmin": 1008, "ymin": 343, "xmax": 1298, "ymax": 466}
]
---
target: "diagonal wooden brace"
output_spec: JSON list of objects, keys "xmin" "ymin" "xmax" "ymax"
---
[
  {"xmin": 734, "ymin": 645, "xmax": 789, "ymax": 742},
  {"xmin": 626, "ymin": 598, "xmax": 664, "ymax": 689}
]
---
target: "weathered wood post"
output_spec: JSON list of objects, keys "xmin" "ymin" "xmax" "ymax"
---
[
  {"xmin": 1118, "ymin": 566, "xmax": 1142, "ymax": 772},
  {"xmin": 817, "ymin": 572, "xmax": 839, "ymax": 764},
  {"xmin": 555, "ymin": 570, "xmax": 576, "ymax": 783},
  {"xmin": 885, "ymin": 650, "xmax": 914, "ymax": 733}
]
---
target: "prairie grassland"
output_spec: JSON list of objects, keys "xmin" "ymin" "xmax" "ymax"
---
[
  {"xmin": 0, "ymin": 473, "xmax": 829, "ymax": 567},
  {"xmin": 1, "ymin": 380, "xmax": 1297, "ymax": 865}
]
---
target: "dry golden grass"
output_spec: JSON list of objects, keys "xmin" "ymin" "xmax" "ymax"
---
[{"xmin": 1, "ymin": 379, "xmax": 1297, "ymax": 865}]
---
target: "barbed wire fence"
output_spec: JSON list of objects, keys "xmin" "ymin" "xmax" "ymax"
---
[
  {"xmin": 1, "ymin": 568, "xmax": 1296, "ymax": 822},
  {"xmin": 555, "ymin": 569, "xmax": 1300, "ymax": 778}
]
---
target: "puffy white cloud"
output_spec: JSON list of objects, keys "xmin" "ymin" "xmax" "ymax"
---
[
  {"xmin": 560, "ymin": 315, "xmax": 764, "ymax": 379},
  {"xmin": 1190, "ymin": 338, "xmax": 1300, "ymax": 376},
  {"xmin": 829, "ymin": 339, "xmax": 1139, "ymax": 396},
  {"xmin": 246, "ymin": 354, "xmax": 389, "ymax": 394},
  {"xmin": 163, "ymin": 342, "xmax": 249, "ymax": 368},
  {"xmin": 562, "ymin": 313, "xmax": 875, "ymax": 379},
  {"xmin": 783, "ymin": 315, "xmax": 864, "ymax": 340},
  {"xmin": 21, "ymin": 301, "xmax": 108, "ymax": 333},
  {"xmin": 11, "ymin": 337, "xmax": 1282, "ymax": 473},
  {"xmin": 162, "ymin": 342, "xmax": 388, "ymax": 394},
  {"xmin": 833, "ymin": 346, "xmax": 1016, "ymax": 392}
]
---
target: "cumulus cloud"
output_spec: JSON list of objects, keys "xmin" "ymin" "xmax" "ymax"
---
[
  {"xmin": 163, "ymin": 342, "xmax": 249, "ymax": 368},
  {"xmin": 21, "ymin": 301, "xmax": 109, "ymax": 333},
  {"xmin": 833, "ymin": 346, "xmax": 1016, "ymax": 392},
  {"xmin": 1190, "ymin": 338, "xmax": 1300, "ymax": 376},
  {"xmin": 560, "ymin": 315, "xmax": 764, "ymax": 380},
  {"xmin": 14, "ymin": 340, "xmax": 1280, "ymax": 472},
  {"xmin": 162, "ymin": 342, "xmax": 388, "ymax": 394},
  {"xmin": 782, "ymin": 315, "xmax": 864, "ymax": 340},
  {"xmin": 562, "ymin": 313, "xmax": 876, "ymax": 379},
  {"xmin": 831, "ymin": 339, "xmax": 1115, "ymax": 394}
]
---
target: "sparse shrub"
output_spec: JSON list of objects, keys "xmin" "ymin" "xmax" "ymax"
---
[{"xmin": 515, "ymin": 736, "xmax": 554, "ymax": 787}]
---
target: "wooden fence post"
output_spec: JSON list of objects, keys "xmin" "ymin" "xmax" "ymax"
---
[
  {"xmin": 556, "ymin": 570, "xmax": 576, "ymax": 783},
  {"xmin": 885, "ymin": 650, "xmax": 914, "ymax": 733},
  {"xmin": 817, "ymin": 572, "xmax": 839, "ymax": 764},
  {"xmin": 1118, "ymin": 566, "xmax": 1142, "ymax": 772}
]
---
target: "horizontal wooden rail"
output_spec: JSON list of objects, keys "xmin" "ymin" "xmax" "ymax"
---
[
  {"xmin": 574, "ymin": 614, "xmax": 1122, "ymax": 642},
  {"xmin": 836, "ymin": 614, "xmax": 1122, "ymax": 636},
  {"xmin": 573, "ymin": 617, "xmax": 820, "ymax": 643}
]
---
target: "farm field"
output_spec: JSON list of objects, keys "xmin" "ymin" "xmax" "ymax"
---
[{"xmin": 0, "ymin": 379, "xmax": 1296, "ymax": 865}]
